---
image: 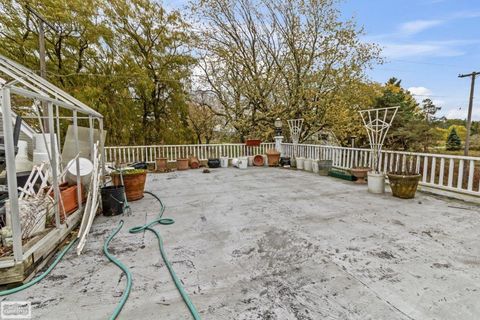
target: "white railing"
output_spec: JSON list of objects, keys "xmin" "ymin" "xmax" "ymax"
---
[
  {"xmin": 282, "ymin": 143, "xmax": 480, "ymax": 196},
  {"xmin": 105, "ymin": 143, "xmax": 276, "ymax": 164}
]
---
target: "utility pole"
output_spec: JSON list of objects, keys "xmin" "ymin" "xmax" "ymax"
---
[
  {"xmin": 26, "ymin": 5, "xmax": 56, "ymax": 132},
  {"xmin": 458, "ymin": 71, "xmax": 480, "ymax": 156}
]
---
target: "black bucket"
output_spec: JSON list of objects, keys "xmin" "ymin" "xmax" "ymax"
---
[{"xmin": 101, "ymin": 185, "xmax": 125, "ymax": 216}]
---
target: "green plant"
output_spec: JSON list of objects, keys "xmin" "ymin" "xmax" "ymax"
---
[
  {"xmin": 111, "ymin": 169, "xmax": 146, "ymax": 176},
  {"xmin": 446, "ymin": 127, "xmax": 462, "ymax": 151}
]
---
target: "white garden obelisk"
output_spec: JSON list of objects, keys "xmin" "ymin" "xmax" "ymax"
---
[{"xmin": 359, "ymin": 107, "xmax": 398, "ymax": 193}]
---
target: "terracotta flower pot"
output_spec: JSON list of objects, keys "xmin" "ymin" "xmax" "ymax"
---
[
  {"xmin": 253, "ymin": 154, "xmax": 264, "ymax": 166},
  {"xmin": 266, "ymin": 149, "xmax": 281, "ymax": 167},
  {"xmin": 245, "ymin": 139, "xmax": 261, "ymax": 147},
  {"xmin": 49, "ymin": 184, "xmax": 82, "ymax": 222},
  {"xmin": 177, "ymin": 158, "xmax": 189, "ymax": 170},
  {"xmin": 189, "ymin": 156, "xmax": 200, "ymax": 169},
  {"xmin": 155, "ymin": 158, "xmax": 168, "ymax": 172},
  {"xmin": 388, "ymin": 173, "xmax": 421, "ymax": 199},
  {"xmin": 112, "ymin": 170, "xmax": 147, "ymax": 201},
  {"xmin": 351, "ymin": 167, "xmax": 370, "ymax": 184}
]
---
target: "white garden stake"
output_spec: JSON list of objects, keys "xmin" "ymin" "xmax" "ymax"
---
[
  {"xmin": 359, "ymin": 107, "xmax": 398, "ymax": 194},
  {"xmin": 287, "ymin": 118, "xmax": 304, "ymax": 161}
]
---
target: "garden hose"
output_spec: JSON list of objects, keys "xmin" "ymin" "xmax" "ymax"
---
[
  {"xmin": 0, "ymin": 238, "xmax": 77, "ymax": 296},
  {"xmin": 103, "ymin": 220, "xmax": 132, "ymax": 320},
  {"xmin": 128, "ymin": 191, "xmax": 201, "ymax": 320}
]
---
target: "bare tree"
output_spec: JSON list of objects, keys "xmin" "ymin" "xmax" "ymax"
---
[{"xmin": 191, "ymin": 0, "xmax": 381, "ymax": 142}]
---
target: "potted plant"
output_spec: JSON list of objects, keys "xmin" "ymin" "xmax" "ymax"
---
[
  {"xmin": 111, "ymin": 169, "xmax": 147, "ymax": 201},
  {"xmin": 387, "ymin": 157, "xmax": 422, "ymax": 198}
]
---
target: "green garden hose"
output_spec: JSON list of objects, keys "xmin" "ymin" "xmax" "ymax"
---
[
  {"xmin": 0, "ymin": 238, "xmax": 77, "ymax": 296},
  {"xmin": 103, "ymin": 220, "xmax": 132, "ymax": 320},
  {"xmin": 128, "ymin": 191, "xmax": 201, "ymax": 320}
]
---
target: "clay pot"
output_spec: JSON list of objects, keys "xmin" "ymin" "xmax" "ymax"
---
[
  {"xmin": 112, "ymin": 171, "xmax": 147, "ymax": 201},
  {"xmin": 387, "ymin": 173, "xmax": 421, "ymax": 199},
  {"xmin": 245, "ymin": 139, "xmax": 261, "ymax": 147},
  {"xmin": 253, "ymin": 154, "xmax": 264, "ymax": 166},
  {"xmin": 189, "ymin": 156, "xmax": 200, "ymax": 169},
  {"xmin": 266, "ymin": 149, "xmax": 281, "ymax": 167},
  {"xmin": 49, "ymin": 184, "xmax": 82, "ymax": 222},
  {"xmin": 351, "ymin": 167, "xmax": 370, "ymax": 184},
  {"xmin": 155, "ymin": 158, "xmax": 168, "ymax": 172},
  {"xmin": 177, "ymin": 158, "xmax": 189, "ymax": 171}
]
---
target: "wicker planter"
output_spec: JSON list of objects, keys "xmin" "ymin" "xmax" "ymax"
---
[
  {"xmin": 266, "ymin": 149, "xmax": 281, "ymax": 167},
  {"xmin": 351, "ymin": 167, "xmax": 370, "ymax": 184},
  {"xmin": 387, "ymin": 173, "xmax": 421, "ymax": 199},
  {"xmin": 112, "ymin": 170, "xmax": 147, "ymax": 201},
  {"xmin": 177, "ymin": 158, "xmax": 189, "ymax": 170},
  {"xmin": 155, "ymin": 158, "xmax": 168, "ymax": 172}
]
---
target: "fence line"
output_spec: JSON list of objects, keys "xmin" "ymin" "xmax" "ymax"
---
[
  {"xmin": 105, "ymin": 143, "xmax": 276, "ymax": 164},
  {"xmin": 282, "ymin": 143, "xmax": 480, "ymax": 196},
  {"xmin": 105, "ymin": 142, "xmax": 479, "ymax": 196}
]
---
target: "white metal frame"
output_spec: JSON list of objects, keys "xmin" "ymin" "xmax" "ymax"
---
[
  {"xmin": 0, "ymin": 54, "xmax": 104, "ymax": 262},
  {"xmin": 359, "ymin": 107, "xmax": 398, "ymax": 172}
]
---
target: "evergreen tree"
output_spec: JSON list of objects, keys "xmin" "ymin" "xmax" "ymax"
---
[{"xmin": 446, "ymin": 128, "xmax": 462, "ymax": 151}]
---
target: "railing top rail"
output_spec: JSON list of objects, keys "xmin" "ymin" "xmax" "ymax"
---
[
  {"xmin": 105, "ymin": 142, "xmax": 274, "ymax": 148},
  {"xmin": 281, "ymin": 143, "xmax": 480, "ymax": 161}
]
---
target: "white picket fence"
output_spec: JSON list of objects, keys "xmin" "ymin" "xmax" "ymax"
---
[
  {"xmin": 282, "ymin": 143, "xmax": 480, "ymax": 196},
  {"xmin": 105, "ymin": 143, "xmax": 276, "ymax": 164},
  {"xmin": 105, "ymin": 142, "xmax": 480, "ymax": 197}
]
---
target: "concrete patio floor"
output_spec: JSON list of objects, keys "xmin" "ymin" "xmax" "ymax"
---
[{"xmin": 4, "ymin": 167, "xmax": 480, "ymax": 319}]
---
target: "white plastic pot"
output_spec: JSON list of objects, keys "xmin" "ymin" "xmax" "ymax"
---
[
  {"xmin": 312, "ymin": 160, "xmax": 319, "ymax": 174},
  {"xmin": 368, "ymin": 171, "xmax": 385, "ymax": 194},
  {"xmin": 247, "ymin": 156, "xmax": 254, "ymax": 166},
  {"xmin": 232, "ymin": 158, "xmax": 239, "ymax": 167},
  {"xmin": 296, "ymin": 157, "xmax": 305, "ymax": 170},
  {"xmin": 262, "ymin": 155, "xmax": 268, "ymax": 167},
  {"xmin": 15, "ymin": 140, "xmax": 32, "ymax": 172},
  {"xmin": 304, "ymin": 158, "xmax": 313, "ymax": 172},
  {"xmin": 238, "ymin": 157, "xmax": 248, "ymax": 169},
  {"xmin": 66, "ymin": 157, "xmax": 93, "ymax": 186},
  {"xmin": 220, "ymin": 156, "xmax": 229, "ymax": 168}
]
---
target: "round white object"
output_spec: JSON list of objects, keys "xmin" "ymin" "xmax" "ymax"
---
[
  {"xmin": 220, "ymin": 157, "xmax": 229, "ymax": 168},
  {"xmin": 232, "ymin": 158, "xmax": 239, "ymax": 167},
  {"xmin": 66, "ymin": 157, "xmax": 93, "ymax": 186}
]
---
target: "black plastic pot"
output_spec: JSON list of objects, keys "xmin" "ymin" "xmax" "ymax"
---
[
  {"xmin": 279, "ymin": 157, "xmax": 291, "ymax": 166},
  {"xmin": 101, "ymin": 185, "xmax": 125, "ymax": 216},
  {"xmin": 208, "ymin": 158, "xmax": 220, "ymax": 168}
]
